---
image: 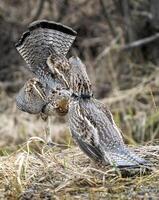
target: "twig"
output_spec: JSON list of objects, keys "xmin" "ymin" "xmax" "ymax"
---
[
  {"xmin": 94, "ymin": 33, "xmax": 121, "ymax": 65},
  {"xmin": 133, "ymin": 11, "xmax": 153, "ymax": 20},
  {"xmin": 0, "ymin": 80, "xmax": 23, "ymax": 90},
  {"xmin": 121, "ymin": 33, "xmax": 159, "ymax": 50},
  {"xmin": 57, "ymin": 0, "xmax": 69, "ymax": 21},
  {"xmin": 31, "ymin": 0, "xmax": 45, "ymax": 22},
  {"xmin": 95, "ymin": 33, "xmax": 159, "ymax": 65},
  {"xmin": 112, "ymin": 0, "xmax": 123, "ymax": 15},
  {"xmin": 101, "ymin": 69, "xmax": 159, "ymax": 106},
  {"xmin": 99, "ymin": 0, "xmax": 117, "ymax": 37},
  {"xmin": 121, "ymin": 0, "xmax": 134, "ymax": 42},
  {"xmin": 150, "ymin": 0, "xmax": 159, "ymax": 29}
]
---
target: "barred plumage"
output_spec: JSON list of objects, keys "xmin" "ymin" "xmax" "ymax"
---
[
  {"xmin": 15, "ymin": 20, "xmax": 148, "ymax": 168},
  {"xmin": 67, "ymin": 57, "xmax": 148, "ymax": 168},
  {"xmin": 46, "ymin": 54, "xmax": 148, "ymax": 167},
  {"xmin": 69, "ymin": 57, "xmax": 92, "ymax": 98},
  {"xmin": 16, "ymin": 20, "xmax": 76, "ymax": 115},
  {"xmin": 16, "ymin": 20, "xmax": 77, "ymax": 88},
  {"xmin": 16, "ymin": 78, "xmax": 47, "ymax": 114},
  {"xmin": 16, "ymin": 78, "xmax": 70, "ymax": 116},
  {"xmin": 48, "ymin": 56, "xmax": 93, "ymax": 98}
]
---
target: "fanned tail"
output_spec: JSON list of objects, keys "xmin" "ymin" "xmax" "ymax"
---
[{"xmin": 15, "ymin": 20, "xmax": 77, "ymax": 87}]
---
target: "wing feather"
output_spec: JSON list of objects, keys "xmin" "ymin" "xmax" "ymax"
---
[
  {"xmin": 69, "ymin": 101, "xmax": 103, "ymax": 162},
  {"xmin": 16, "ymin": 78, "xmax": 47, "ymax": 114},
  {"xmin": 79, "ymin": 99, "xmax": 147, "ymax": 167}
]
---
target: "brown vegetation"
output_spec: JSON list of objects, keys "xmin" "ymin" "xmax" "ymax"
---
[
  {"xmin": 0, "ymin": 0, "xmax": 159, "ymax": 199},
  {"xmin": 0, "ymin": 142, "xmax": 159, "ymax": 199}
]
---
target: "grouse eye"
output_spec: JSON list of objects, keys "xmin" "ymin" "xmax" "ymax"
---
[
  {"xmin": 52, "ymin": 88, "xmax": 59, "ymax": 94},
  {"xmin": 51, "ymin": 90, "xmax": 56, "ymax": 94},
  {"xmin": 56, "ymin": 86, "xmax": 61, "ymax": 90}
]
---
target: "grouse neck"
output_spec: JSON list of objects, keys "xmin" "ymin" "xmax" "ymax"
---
[{"xmin": 71, "ymin": 93, "xmax": 93, "ymax": 100}]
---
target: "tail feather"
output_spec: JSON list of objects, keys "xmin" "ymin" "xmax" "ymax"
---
[
  {"xmin": 16, "ymin": 20, "xmax": 77, "ymax": 58},
  {"xmin": 15, "ymin": 20, "xmax": 77, "ymax": 87},
  {"xmin": 104, "ymin": 148, "xmax": 147, "ymax": 168}
]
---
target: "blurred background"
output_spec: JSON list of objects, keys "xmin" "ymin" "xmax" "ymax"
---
[{"xmin": 0, "ymin": 0, "xmax": 159, "ymax": 153}]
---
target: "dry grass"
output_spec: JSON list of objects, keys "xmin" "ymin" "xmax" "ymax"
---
[{"xmin": 0, "ymin": 139, "xmax": 159, "ymax": 200}]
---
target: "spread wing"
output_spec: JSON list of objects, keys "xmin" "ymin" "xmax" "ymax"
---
[
  {"xmin": 79, "ymin": 100, "xmax": 146, "ymax": 167},
  {"xmin": 16, "ymin": 20, "xmax": 77, "ymax": 87},
  {"xmin": 69, "ymin": 101, "xmax": 103, "ymax": 162},
  {"xmin": 80, "ymin": 100, "xmax": 125, "ymax": 146},
  {"xmin": 16, "ymin": 78, "xmax": 48, "ymax": 114},
  {"xmin": 16, "ymin": 78, "xmax": 70, "ymax": 116},
  {"xmin": 69, "ymin": 56, "xmax": 93, "ymax": 97},
  {"xmin": 92, "ymin": 99, "xmax": 125, "ymax": 143}
]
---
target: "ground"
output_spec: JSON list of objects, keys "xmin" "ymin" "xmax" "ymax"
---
[{"xmin": 0, "ymin": 141, "xmax": 159, "ymax": 200}]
